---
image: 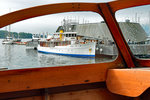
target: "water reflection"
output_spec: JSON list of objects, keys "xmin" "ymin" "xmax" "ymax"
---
[
  {"xmin": 4, "ymin": 44, "xmax": 14, "ymax": 67},
  {"xmin": 38, "ymin": 53, "xmax": 95, "ymax": 67},
  {"xmin": 26, "ymin": 48, "xmax": 38, "ymax": 57}
]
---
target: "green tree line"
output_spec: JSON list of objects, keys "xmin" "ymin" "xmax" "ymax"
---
[{"xmin": 0, "ymin": 30, "xmax": 32, "ymax": 39}]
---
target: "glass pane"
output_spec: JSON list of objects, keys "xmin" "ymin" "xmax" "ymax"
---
[
  {"xmin": 0, "ymin": 12, "xmax": 118, "ymax": 70},
  {"xmin": 116, "ymin": 5, "xmax": 150, "ymax": 59}
]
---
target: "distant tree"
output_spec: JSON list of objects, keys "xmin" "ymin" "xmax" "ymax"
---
[{"xmin": 0, "ymin": 30, "xmax": 32, "ymax": 39}]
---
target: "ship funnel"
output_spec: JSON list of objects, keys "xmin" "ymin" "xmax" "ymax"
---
[{"xmin": 59, "ymin": 30, "xmax": 64, "ymax": 41}]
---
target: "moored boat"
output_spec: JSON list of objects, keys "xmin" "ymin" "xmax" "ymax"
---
[
  {"xmin": 37, "ymin": 32, "xmax": 96, "ymax": 57},
  {"xmin": 2, "ymin": 36, "xmax": 13, "ymax": 44}
]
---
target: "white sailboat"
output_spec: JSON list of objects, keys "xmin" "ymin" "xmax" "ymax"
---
[
  {"xmin": 2, "ymin": 25, "xmax": 13, "ymax": 44},
  {"xmin": 2, "ymin": 36, "xmax": 13, "ymax": 44}
]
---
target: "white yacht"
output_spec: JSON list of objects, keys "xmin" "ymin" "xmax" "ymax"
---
[{"xmin": 37, "ymin": 32, "xmax": 96, "ymax": 57}]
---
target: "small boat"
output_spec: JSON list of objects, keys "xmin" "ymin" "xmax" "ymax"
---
[
  {"xmin": 2, "ymin": 25, "xmax": 14, "ymax": 44},
  {"xmin": 37, "ymin": 32, "xmax": 96, "ymax": 57},
  {"xmin": 2, "ymin": 36, "xmax": 13, "ymax": 44},
  {"xmin": 15, "ymin": 42, "xmax": 27, "ymax": 45},
  {"xmin": 0, "ymin": 67, "xmax": 8, "ymax": 71}
]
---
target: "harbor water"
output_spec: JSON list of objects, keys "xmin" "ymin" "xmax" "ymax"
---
[{"xmin": 0, "ymin": 39, "xmax": 115, "ymax": 70}]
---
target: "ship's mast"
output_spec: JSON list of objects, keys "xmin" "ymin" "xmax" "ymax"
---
[
  {"xmin": 8, "ymin": 25, "xmax": 11, "ymax": 37},
  {"xmin": 5, "ymin": 26, "xmax": 7, "ymax": 38},
  {"xmin": 8, "ymin": 8, "xmax": 12, "ymax": 38}
]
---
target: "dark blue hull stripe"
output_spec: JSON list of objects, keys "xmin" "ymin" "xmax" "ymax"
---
[{"xmin": 38, "ymin": 50, "xmax": 95, "ymax": 57}]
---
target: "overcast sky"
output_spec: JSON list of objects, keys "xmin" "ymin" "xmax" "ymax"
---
[{"xmin": 0, "ymin": 0, "xmax": 150, "ymax": 34}]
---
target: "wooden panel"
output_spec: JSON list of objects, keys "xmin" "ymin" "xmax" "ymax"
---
[
  {"xmin": 135, "ymin": 59, "xmax": 150, "ymax": 67},
  {"xmin": 11, "ymin": 88, "xmax": 132, "ymax": 100},
  {"xmin": 11, "ymin": 96, "xmax": 43, "ymax": 100},
  {"xmin": 106, "ymin": 68, "xmax": 150, "ymax": 97},
  {"xmin": 0, "ymin": 82, "xmax": 105, "ymax": 99},
  {"xmin": 46, "ymin": 88, "xmax": 131, "ymax": 100},
  {"xmin": 0, "ymin": 55, "xmax": 124, "ymax": 93},
  {"xmin": 99, "ymin": 3, "xmax": 135, "ymax": 68}
]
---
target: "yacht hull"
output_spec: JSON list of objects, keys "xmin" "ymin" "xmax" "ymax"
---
[{"xmin": 2, "ymin": 40, "xmax": 13, "ymax": 44}]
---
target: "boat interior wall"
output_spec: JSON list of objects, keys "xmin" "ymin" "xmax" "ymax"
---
[
  {"xmin": 0, "ymin": 83, "xmax": 131, "ymax": 100},
  {"xmin": 0, "ymin": 54, "xmax": 124, "ymax": 93},
  {"xmin": 0, "ymin": 0, "xmax": 150, "ymax": 99}
]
